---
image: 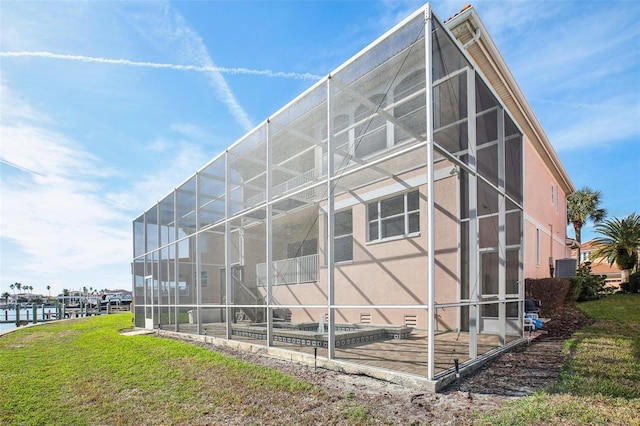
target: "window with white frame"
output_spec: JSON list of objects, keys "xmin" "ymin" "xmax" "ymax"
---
[
  {"xmin": 335, "ymin": 210, "xmax": 353, "ymax": 262},
  {"xmin": 367, "ymin": 190, "xmax": 419, "ymax": 242}
]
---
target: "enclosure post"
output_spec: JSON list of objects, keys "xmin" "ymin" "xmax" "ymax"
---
[
  {"xmin": 326, "ymin": 75, "xmax": 335, "ymax": 360},
  {"xmin": 424, "ymin": 4, "xmax": 436, "ymax": 381},
  {"xmin": 173, "ymin": 188, "xmax": 179, "ymax": 332},
  {"xmin": 195, "ymin": 172, "xmax": 202, "ymax": 336},
  {"xmin": 266, "ymin": 120, "xmax": 274, "ymax": 347},
  {"xmin": 225, "ymin": 150, "xmax": 233, "ymax": 340},
  {"xmin": 467, "ymin": 50, "xmax": 478, "ymax": 360},
  {"xmin": 498, "ymin": 109, "xmax": 506, "ymax": 345}
]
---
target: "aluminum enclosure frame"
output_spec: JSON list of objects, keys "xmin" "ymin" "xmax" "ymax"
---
[{"xmin": 132, "ymin": 3, "xmax": 527, "ymax": 388}]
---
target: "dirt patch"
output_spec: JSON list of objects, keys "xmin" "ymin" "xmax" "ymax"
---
[{"xmin": 167, "ymin": 306, "xmax": 592, "ymax": 424}]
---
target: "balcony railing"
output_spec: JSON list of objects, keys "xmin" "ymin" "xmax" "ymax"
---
[
  {"xmin": 273, "ymin": 169, "xmax": 315, "ymax": 198},
  {"xmin": 256, "ymin": 254, "xmax": 319, "ymax": 286}
]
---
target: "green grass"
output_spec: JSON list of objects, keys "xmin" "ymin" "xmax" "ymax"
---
[
  {"xmin": 477, "ymin": 293, "xmax": 640, "ymax": 425},
  {"xmin": 0, "ymin": 314, "xmax": 367, "ymax": 425},
  {"xmin": 578, "ymin": 293, "xmax": 640, "ymax": 323},
  {"xmin": 3, "ymin": 295, "xmax": 639, "ymax": 425}
]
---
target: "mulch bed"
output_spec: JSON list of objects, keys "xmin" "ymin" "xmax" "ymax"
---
[{"xmin": 167, "ymin": 305, "xmax": 593, "ymax": 424}]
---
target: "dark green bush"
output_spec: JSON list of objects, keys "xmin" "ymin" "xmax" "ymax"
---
[
  {"xmin": 620, "ymin": 271, "xmax": 640, "ymax": 293},
  {"xmin": 569, "ymin": 262, "xmax": 607, "ymax": 302}
]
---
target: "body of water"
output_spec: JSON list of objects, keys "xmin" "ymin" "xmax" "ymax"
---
[{"xmin": 0, "ymin": 307, "xmax": 58, "ymax": 332}]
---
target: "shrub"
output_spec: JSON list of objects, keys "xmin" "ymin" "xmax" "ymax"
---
[
  {"xmin": 620, "ymin": 271, "xmax": 640, "ymax": 293},
  {"xmin": 569, "ymin": 262, "xmax": 607, "ymax": 302},
  {"xmin": 525, "ymin": 278, "xmax": 572, "ymax": 315}
]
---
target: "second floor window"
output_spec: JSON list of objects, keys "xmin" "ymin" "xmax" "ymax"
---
[
  {"xmin": 368, "ymin": 190, "xmax": 419, "ymax": 242},
  {"xmin": 335, "ymin": 210, "xmax": 353, "ymax": 263}
]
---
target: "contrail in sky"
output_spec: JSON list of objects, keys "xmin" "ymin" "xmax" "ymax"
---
[
  {"xmin": 0, "ymin": 51, "xmax": 323, "ymax": 81},
  {"xmin": 0, "ymin": 159, "xmax": 45, "ymax": 176}
]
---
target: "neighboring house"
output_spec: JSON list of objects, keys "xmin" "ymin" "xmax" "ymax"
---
[
  {"xmin": 573, "ymin": 240, "xmax": 624, "ymax": 287},
  {"xmin": 132, "ymin": 3, "xmax": 574, "ymax": 389}
]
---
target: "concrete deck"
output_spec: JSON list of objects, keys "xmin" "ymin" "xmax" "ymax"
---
[{"xmin": 158, "ymin": 322, "xmax": 523, "ymax": 387}]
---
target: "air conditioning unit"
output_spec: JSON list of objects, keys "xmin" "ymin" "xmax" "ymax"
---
[{"xmin": 555, "ymin": 258, "xmax": 578, "ymax": 278}]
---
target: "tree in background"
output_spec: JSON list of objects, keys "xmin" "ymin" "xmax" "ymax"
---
[
  {"xmin": 2, "ymin": 292, "xmax": 10, "ymax": 306},
  {"xmin": 592, "ymin": 213, "xmax": 640, "ymax": 283},
  {"xmin": 567, "ymin": 187, "xmax": 607, "ymax": 261}
]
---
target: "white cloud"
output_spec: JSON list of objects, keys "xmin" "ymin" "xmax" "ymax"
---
[
  {"xmin": 0, "ymin": 84, "xmax": 209, "ymax": 292},
  {"xmin": 470, "ymin": 1, "xmax": 560, "ymax": 40},
  {"xmin": 145, "ymin": 137, "xmax": 171, "ymax": 153},
  {"xmin": 546, "ymin": 97, "xmax": 640, "ymax": 151},
  {"xmin": 1, "ymin": 124, "xmax": 109, "ymax": 181},
  {"xmin": 107, "ymin": 142, "xmax": 210, "ymax": 214},
  {"xmin": 0, "ymin": 85, "xmax": 131, "ymax": 280}
]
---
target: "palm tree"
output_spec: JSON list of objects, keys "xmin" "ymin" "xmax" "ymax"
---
[
  {"xmin": 47, "ymin": 285, "xmax": 51, "ymax": 297},
  {"xmin": 567, "ymin": 187, "xmax": 607, "ymax": 261},
  {"xmin": 591, "ymin": 213, "xmax": 640, "ymax": 283},
  {"xmin": 2, "ymin": 292, "xmax": 10, "ymax": 307}
]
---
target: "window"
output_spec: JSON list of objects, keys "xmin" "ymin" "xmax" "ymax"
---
[
  {"xmin": 287, "ymin": 238, "xmax": 317, "ymax": 258},
  {"xmin": 551, "ymin": 184, "xmax": 554, "ymax": 204},
  {"xmin": 354, "ymin": 94, "xmax": 388, "ymax": 159},
  {"xmin": 335, "ymin": 210, "xmax": 353, "ymax": 262},
  {"xmin": 393, "ymin": 69, "xmax": 426, "ymax": 144},
  {"xmin": 368, "ymin": 191, "xmax": 419, "ymax": 241},
  {"xmin": 536, "ymin": 228, "xmax": 540, "ymax": 266}
]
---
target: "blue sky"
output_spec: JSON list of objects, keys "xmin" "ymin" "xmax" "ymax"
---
[{"xmin": 1, "ymin": 0, "xmax": 639, "ymax": 297}]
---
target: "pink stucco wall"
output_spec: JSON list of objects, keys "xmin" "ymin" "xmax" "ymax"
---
[{"xmin": 523, "ymin": 136, "xmax": 570, "ymax": 279}]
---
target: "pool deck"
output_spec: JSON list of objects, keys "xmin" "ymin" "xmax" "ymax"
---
[{"xmin": 157, "ymin": 322, "xmax": 529, "ymax": 390}]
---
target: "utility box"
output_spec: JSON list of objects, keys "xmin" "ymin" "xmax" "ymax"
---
[{"xmin": 556, "ymin": 258, "xmax": 578, "ymax": 277}]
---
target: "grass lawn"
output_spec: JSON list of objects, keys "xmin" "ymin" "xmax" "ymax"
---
[
  {"xmin": 0, "ymin": 314, "xmax": 371, "ymax": 425},
  {"xmin": 2, "ymin": 294, "xmax": 639, "ymax": 425},
  {"xmin": 476, "ymin": 293, "xmax": 640, "ymax": 425}
]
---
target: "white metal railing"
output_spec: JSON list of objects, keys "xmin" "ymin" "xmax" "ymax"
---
[
  {"xmin": 243, "ymin": 170, "xmax": 315, "ymax": 209},
  {"xmin": 244, "ymin": 192, "xmax": 265, "ymax": 208},
  {"xmin": 256, "ymin": 254, "xmax": 319, "ymax": 286},
  {"xmin": 272, "ymin": 169, "xmax": 315, "ymax": 198}
]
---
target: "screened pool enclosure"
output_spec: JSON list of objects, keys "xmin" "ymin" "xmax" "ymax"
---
[{"xmin": 133, "ymin": 4, "xmax": 524, "ymax": 388}]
